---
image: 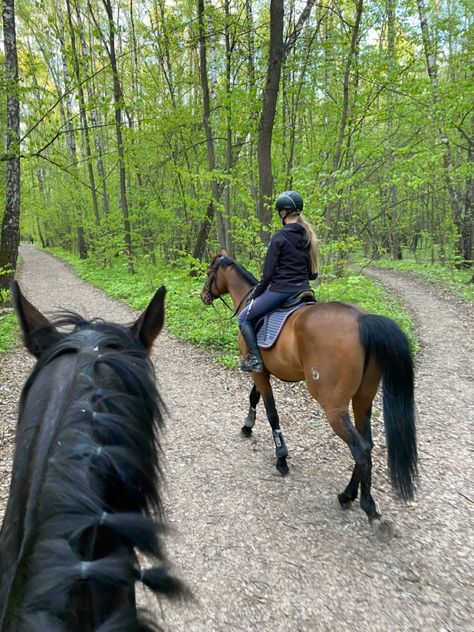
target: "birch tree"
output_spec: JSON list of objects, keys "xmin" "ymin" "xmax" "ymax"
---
[{"xmin": 0, "ymin": 0, "xmax": 20, "ymax": 297}]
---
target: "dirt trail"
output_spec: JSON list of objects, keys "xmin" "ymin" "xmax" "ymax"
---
[{"xmin": 0, "ymin": 246, "xmax": 472, "ymax": 631}]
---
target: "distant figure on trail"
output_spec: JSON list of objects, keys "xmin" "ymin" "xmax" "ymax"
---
[{"xmin": 238, "ymin": 191, "xmax": 319, "ymax": 372}]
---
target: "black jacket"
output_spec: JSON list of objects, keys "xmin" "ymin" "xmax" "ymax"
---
[{"xmin": 252, "ymin": 223, "xmax": 317, "ymax": 297}]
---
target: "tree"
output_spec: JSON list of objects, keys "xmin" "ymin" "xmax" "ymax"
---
[
  {"xmin": 194, "ymin": 0, "xmax": 225, "ymax": 256},
  {"xmin": 256, "ymin": 0, "xmax": 284, "ymax": 235},
  {"xmin": 416, "ymin": 0, "xmax": 465, "ymax": 262},
  {"xmin": 257, "ymin": 0, "xmax": 316, "ymax": 237},
  {"xmin": 0, "ymin": 0, "xmax": 20, "ymax": 298},
  {"xmin": 102, "ymin": 0, "xmax": 133, "ymax": 269},
  {"xmin": 65, "ymin": 0, "xmax": 100, "ymax": 226}
]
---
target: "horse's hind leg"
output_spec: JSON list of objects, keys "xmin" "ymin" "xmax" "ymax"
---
[
  {"xmin": 337, "ymin": 393, "xmax": 374, "ymax": 509},
  {"xmin": 325, "ymin": 408, "xmax": 375, "ymax": 515},
  {"xmin": 241, "ymin": 384, "xmax": 260, "ymax": 437},
  {"xmin": 338, "ymin": 463, "xmax": 360, "ymax": 509},
  {"xmin": 350, "ymin": 361, "xmax": 385, "ymax": 523},
  {"xmin": 252, "ymin": 373, "xmax": 289, "ymax": 476}
]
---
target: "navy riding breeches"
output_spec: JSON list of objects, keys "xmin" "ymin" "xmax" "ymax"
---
[{"xmin": 238, "ymin": 290, "xmax": 294, "ymax": 325}]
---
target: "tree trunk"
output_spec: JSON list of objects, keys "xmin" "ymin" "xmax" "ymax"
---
[
  {"xmin": 324, "ymin": 0, "xmax": 363, "ymax": 250},
  {"xmin": 191, "ymin": 202, "xmax": 215, "ymax": 268},
  {"xmin": 256, "ymin": 0, "xmax": 315, "ymax": 236},
  {"xmin": 57, "ymin": 18, "xmax": 86, "ymax": 256},
  {"xmin": 36, "ymin": 217, "xmax": 46, "ymax": 249},
  {"xmin": 284, "ymin": 14, "xmax": 321, "ymax": 188},
  {"xmin": 75, "ymin": 0, "xmax": 109, "ymax": 217},
  {"xmin": 195, "ymin": 0, "xmax": 225, "ymax": 252},
  {"xmin": 102, "ymin": 0, "xmax": 133, "ymax": 269},
  {"xmin": 0, "ymin": 0, "xmax": 21, "ymax": 298},
  {"xmin": 463, "ymin": 113, "xmax": 474, "ymax": 266},
  {"xmin": 333, "ymin": 0, "xmax": 363, "ymax": 174},
  {"xmin": 65, "ymin": 0, "xmax": 100, "ymax": 226},
  {"xmin": 223, "ymin": 0, "xmax": 233, "ymax": 256},
  {"xmin": 386, "ymin": 0, "xmax": 401, "ymax": 259},
  {"xmin": 416, "ymin": 0, "xmax": 464, "ymax": 258},
  {"xmin": 257, "ymin": 0, "xmax": 284, "ymax": 236}
]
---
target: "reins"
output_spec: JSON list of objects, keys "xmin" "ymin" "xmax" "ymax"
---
[{"xmin": 214, "ymin": 290, "xmax": 253, "ymax": 320}]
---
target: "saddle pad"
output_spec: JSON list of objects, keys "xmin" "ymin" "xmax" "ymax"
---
[{"xmin": 256, "ymin": 303, "xmax": 314, "ymax": 349}]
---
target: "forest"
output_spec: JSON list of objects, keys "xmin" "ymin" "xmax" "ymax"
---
[{"xmin": 0, "ymin": 0, "xmax": 473, "ymax": 292}]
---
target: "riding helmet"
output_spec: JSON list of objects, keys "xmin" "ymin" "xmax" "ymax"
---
[{"xmin": 275, "ymin": 191, "xmax": 304, "ymax": 214}]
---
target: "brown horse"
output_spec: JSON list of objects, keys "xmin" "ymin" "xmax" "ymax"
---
[{"xmin": 201, "ymin": 250, "xmax": 418, "ymax": 533}]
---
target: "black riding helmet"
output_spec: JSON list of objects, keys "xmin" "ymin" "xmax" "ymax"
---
[{"xmin": 275, "ymin": 191, "xmax": 303, "ymax": 224}]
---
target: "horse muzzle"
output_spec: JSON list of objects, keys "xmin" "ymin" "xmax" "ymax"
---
[{"xmin": 200, "ymin": 289, "xmax": 213, "ymax": 305}]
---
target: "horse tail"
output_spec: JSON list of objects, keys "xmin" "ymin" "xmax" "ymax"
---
[{"xmin": 358, "ymin": 314, "xmax": 418, "ymax": 501}]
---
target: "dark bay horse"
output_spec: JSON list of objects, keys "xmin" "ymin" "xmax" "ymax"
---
[
  {"xmin": 0, "ymin": 282, "xmax": 183, "ymax": 631},
  {"xmin": 201, "ymin": 251, "xmax": 418, "ymax": 534}
]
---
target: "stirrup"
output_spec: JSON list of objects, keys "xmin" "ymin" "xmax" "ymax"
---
[{"xmin": 240, "ymin": 355, "xmax": 264, "ymax": 373}]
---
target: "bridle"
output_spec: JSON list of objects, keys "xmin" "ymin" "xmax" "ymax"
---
[
  {"xmin": 202, "ymin": 256, "xmax": 253, "ymax": 319},
  {"xmin": 202, "ymin": 257, "xmax": 221, "ymax": 304}
]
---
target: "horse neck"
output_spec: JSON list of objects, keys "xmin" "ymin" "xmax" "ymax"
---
[
  {"xmin": 8, "ymin": 336, "xmax": 161, "ymax": 626},
  {"xmin": 223, "ymin": 268, "xmax": 252, "ymax": 313}
]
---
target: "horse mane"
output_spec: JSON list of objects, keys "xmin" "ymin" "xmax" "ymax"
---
[
  {"xmin": 219, "ymin": 256, "xmax": 258, "ymax": 286},
  {"xmin": 12, "ymin": 313, "xmax": 182, "ymax": 630}
]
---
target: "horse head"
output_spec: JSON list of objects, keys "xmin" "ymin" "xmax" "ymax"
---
[
  {"xmin": 0, "ymin": 282, "xmax": 187, "ymax": 631},
  {"xmin": 11, "ymin": 280, "xmax": 166, "ymax": 356},
  {"xmin": 200, "ymin": 249, "xmax": 229, "ymax": 305}
]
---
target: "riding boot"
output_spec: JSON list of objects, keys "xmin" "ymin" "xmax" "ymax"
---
[{"xmin": 239, "ymin": 320, "xmax": 264, "ymax": 373}]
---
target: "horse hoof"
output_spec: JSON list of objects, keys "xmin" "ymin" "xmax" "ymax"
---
[
  {"xmin": 337, "ymin": 493, "xmax": 353, "ymax": 510},
  {"xmin": 276, "ymin": 458, "xmax": 289, "ymax": 476},
  {"xmin": 241, "ymin": 426, "xmax": 252, "ymax": 437},
  {"xmin": 371, "ymin": 517, "xmax": 394, "ymax": 542}
]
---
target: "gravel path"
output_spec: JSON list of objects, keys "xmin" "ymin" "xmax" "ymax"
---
[{"xmin": 0, "ymin": 246, "xmax": 472, "ymax": 631}]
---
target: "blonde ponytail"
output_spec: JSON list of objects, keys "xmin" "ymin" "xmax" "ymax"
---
[{"xmin": 297, "ymin": 214, "xmax": 319, "ymax": 275}]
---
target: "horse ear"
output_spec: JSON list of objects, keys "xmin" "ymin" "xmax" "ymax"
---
[
  {"xmin": 130, "ymin": 286, "xmax": 166, "ymax": 352},
  {"xmin": 208, "ymin": 250, "xmax": 216, "ymax": 260},
  {"xmin": 220, "ymin": 248, "xmax": 228, "ymax": 257},
  {"xmin": 11, "ymin": 281, "xmax": 58, "ymax": 357}
]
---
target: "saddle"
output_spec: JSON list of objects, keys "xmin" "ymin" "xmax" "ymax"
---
[{"xmin": 255, "ymin": 290, "xmax": 315, "ymax": 349}]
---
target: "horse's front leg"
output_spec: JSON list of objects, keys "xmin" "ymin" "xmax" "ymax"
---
[
  {"xmin": 252, "ymin": 373, "xmax": 289, "ymax": 476},
  {"xmin": 241, "ymin": 384, "xmax": 260, "ymax": 437}
]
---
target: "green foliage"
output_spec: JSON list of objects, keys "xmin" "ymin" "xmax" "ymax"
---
[
  {"xmin": 9, "ymin": 0, "xmax": 472, "ymax": 278},
  {"xmin": 0, "ymin": 268, "xmax": 14, "ymax": 306},
  {"xmin": 3, "ymin": 0, "xmax": 468, "ymax": 363},
  {"xmin": 0, "ymin": 312, "xmax": 18, "ymax": 355}
]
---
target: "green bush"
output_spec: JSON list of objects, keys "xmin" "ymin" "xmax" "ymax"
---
[{"xmin": 0, "ymin": 312, "xmax": 18, "ymax": 355}]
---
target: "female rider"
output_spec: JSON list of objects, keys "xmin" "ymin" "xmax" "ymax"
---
[{"xmin": 238, "ymin": 191, "xmax": 319, "ymax": 372}]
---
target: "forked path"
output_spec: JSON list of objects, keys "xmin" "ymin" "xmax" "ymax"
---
[{"xmin": 0, "ymin": 246, "xmax": 472, "ymax": 631}]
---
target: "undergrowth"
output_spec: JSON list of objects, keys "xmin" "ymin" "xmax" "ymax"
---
[{"xmin": 0, "ymin": 311, "xmax": 18, "ymax": 355}]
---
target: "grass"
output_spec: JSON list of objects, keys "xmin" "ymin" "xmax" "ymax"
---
[
  {"xmin": 49, "ymin": 248, "xmax": 418, "ymax": 366},
  {"xmin": 317, "ymin": 273, "xmax": 416, "ymax": 350},
  {"xmin": 0, "ymin": 311, "xmax": 18, "ymax": 355}
]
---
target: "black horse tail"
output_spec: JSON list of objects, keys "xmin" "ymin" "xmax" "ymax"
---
[{"xmin": 358, "ymin": 314, "xmax": 418, "ymax": 501}]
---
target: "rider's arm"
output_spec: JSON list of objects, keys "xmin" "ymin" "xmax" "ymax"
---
[
  {"xmin": 252, "ymin": 236, "xmax": 282, "ymax": 298},
  {"xmin": 307, "ymin": 252, "xmax": 318, "ymax": 281}
]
